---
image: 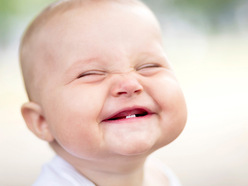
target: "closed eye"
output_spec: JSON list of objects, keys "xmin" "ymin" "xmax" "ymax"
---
[
  {"xmin": 136, "ymin": 63, "xmax": 161, "ymax": 71},
  {"xmin": 77, "ymin": 70, "xmax": 106, "ymax": 83},
  {"xmin": 77, "ymin": 71, "xmax": 105, "ymax": 78},
  {"xmin": 136, "ymin": 63, "xmax": 162, "ymax": 76}
]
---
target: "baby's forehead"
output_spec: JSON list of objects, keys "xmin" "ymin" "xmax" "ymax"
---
[
  {"xmin": 25, "ymin": 0, "xmax": 157, "ymax": 63},
  {"xmin": 24, "ymin": 0, "xmax": 146, "ymax": 50}
]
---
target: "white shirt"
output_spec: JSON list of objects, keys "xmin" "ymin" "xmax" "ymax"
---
[{"xmin": 33, "ymin": 156, "xmax": 181, "ymax": 186}]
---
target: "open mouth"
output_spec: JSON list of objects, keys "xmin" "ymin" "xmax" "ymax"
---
[{"xmin": 103, "ymin": 108, "xmax": 150, "ymax": 122}]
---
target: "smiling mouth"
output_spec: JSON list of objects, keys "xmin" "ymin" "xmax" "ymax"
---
[{"xmin": 103, "ymin": 108, "xmax": 150, "ymax": 122}]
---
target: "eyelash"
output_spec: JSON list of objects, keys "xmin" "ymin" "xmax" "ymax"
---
[
  {"xmin": 136, "ymin": 63, "xmax": 161, "ymax": 70},
  {"xmin": 77, "ymin": 71, "xmax": 105, "ymax": 79}
]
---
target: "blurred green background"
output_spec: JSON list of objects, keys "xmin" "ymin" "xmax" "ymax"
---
[{"xmin": 1, "ymin": 0, "xmax": 248, "ymax": 186}]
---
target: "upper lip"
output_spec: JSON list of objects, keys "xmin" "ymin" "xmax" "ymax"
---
[{"xmin": 102, "ymin": 106, "xmax": 153, "ymax": 122}]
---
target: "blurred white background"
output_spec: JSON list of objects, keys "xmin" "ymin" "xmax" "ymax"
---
[{"xmin": 1, "ymin": 0, "xmax": 248, "ymax": 185}]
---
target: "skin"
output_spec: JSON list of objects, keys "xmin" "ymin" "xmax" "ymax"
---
[{"xmin": 21, "ymin": 1, "xmax": 187, "ymax": 186}]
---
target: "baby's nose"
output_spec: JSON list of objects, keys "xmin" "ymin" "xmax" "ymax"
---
[{"xmin": 110, "ymin": 73, "xmax": 143, "ymax": 97}]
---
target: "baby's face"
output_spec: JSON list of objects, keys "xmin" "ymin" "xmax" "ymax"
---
[{"xmin": 37, "ymin": 2, "xmax": 187, "ymax": 160}]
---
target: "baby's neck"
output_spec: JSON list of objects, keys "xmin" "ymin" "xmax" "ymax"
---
[
  {"xmin": 69, "ymin": 156, "xmax": 147, "ymax": 186},
  {"xmin": 82, "ymin": 163, "xmax": 145, "ymax": 186},
  {"xmin": 71, "ymin": 156, "xmax": 169, "ymax": 186},
  {"xmin": 52, "ymin": 142, "xmax": 148, "ymax": 186}
]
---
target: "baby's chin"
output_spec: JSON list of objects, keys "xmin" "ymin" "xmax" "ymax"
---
[
  {"xmin": 104, "ymin": 132, "xmax": 163, "ymax": 157},
  {"xmin": 112, "ymin": 142, "xmax": 157, "ymax": 157}
]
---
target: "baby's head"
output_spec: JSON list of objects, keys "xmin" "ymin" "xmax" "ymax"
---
[{"xmin": 20, "ymin": 0, "xmax": 187, "ymax": 164}]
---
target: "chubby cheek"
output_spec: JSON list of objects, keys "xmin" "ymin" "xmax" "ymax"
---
[
  {"xmin": 43, "ymin": 88, "xmax": 105, "ymax": 158},
  {"xmin": 147, "ymin": 76, "xmax": 187, "ymax": 145}
]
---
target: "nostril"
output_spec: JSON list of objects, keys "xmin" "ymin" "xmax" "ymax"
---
[
  {"xmin": 134, "ymin": 89, "xmax": 142, "ymax": 94},
  {"xmin": 117, "ymin": 91, "xmax": 128, "ymax": 95},
  {"xmin": 116, "ymin": 86, "xmax": 142, "ymax": 96},
  {"xmin": 111, "ymin": 75, "xmax": 143, "ymax": 97}
]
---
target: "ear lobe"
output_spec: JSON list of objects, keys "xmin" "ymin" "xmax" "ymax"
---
[{"xmin": 21, "ymin": 102, "xmax": 54, "ymax": 142}]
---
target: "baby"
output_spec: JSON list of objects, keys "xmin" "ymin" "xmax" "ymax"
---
[{"xmin": 19, "ymin": 0, "xmax": 187, "ymax": 185}]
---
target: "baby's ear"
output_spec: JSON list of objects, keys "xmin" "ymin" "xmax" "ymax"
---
[{"xmin": 21, "ymin": 102, "xmax": 54, "ymax": 142}]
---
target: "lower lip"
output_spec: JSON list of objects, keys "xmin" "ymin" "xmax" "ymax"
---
[{"xmin": 101, "ymin": 114, "xmax": 154, "ymax": 124}]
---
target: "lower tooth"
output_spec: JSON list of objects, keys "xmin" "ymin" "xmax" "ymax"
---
[{"xmin": 126, "ymin": 114, "xmax": 136, "ymax": 119}]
